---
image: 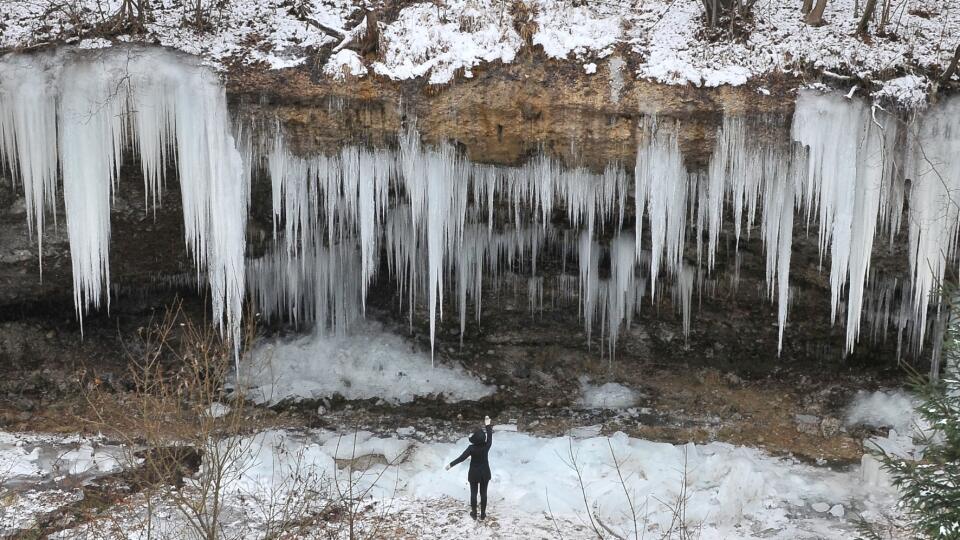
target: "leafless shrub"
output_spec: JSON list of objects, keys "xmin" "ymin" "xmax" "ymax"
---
[
  {"xmin": 80, "ymin": 301, "xmax": 404, "ymax": 539},
  {"xmin": 560, "ymin": 437, "xmax": 702, "ymax": 540},
  {"xmin": 83, "ymin": 301, "xmax": 259, "ymax": 540},
  {"xmin": 327, "ymin": 429, "xmax": 406, "ymax": 540},
  {"xmin": 653, "ymin": 446, "xmax": 702, "ymax": 540}
]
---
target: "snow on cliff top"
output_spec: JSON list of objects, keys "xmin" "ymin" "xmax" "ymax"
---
[{"xmin": 2, "ymin": 0, "xmax": 957, "ymax": 100}]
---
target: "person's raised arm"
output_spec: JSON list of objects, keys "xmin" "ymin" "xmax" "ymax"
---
[{"xmin": 484, "ymin": 415, "xmax": 493, "ymax": 448}]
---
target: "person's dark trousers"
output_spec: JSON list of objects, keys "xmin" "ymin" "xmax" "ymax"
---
[{"xmin": 469, "ymin": 478, "xmax": 489, "ymax": 518}]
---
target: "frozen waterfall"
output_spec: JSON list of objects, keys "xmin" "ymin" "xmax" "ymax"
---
[{"xmin": 2, "ymin": 46, "xmax": 960, "ymax": 366}]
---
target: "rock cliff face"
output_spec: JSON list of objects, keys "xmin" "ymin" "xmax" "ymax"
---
[
  {"xmin": 0, "ymin": 54, "xmax": 919, "ymax": 393},
  {"xmin": 229, "ymin": 58, "xmax": 797, "ymax": 169}
]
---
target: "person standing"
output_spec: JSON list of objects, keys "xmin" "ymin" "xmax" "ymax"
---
[{"xmin": 446, "ymin": 415, "xmax": 493, "ymax": 520}]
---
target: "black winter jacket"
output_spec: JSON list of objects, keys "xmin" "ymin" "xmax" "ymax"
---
[{"xmin": 449, "ymin": 424, "xmax": 493, "ymax": 481}]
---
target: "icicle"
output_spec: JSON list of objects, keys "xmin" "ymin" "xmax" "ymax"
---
[
  {"xmin": 904, "ymin": 97, "xmax": 960, "ymax": 347},
  {"xmin": 606, "ymin": 233, "xmax": 637, "ymax": 357},
  {"xmin": 792, "ymin": 91, "xmax": 897, "ymax": 353},
  {"xmin": 0, "ymin": 54, "xmax": 61, "ymax": 277},
  {"xmin": 11, "ymin": 48, "xmax": 960, "ymax": 368},
  {"xmin": 578, "ymin": 231, "xmax": 599, "ymax": 345},
  {"xmin": 58, "ymin": 57, "xmax": 128, "ymax": 326},
  {"xmin": 674, "ymin": 264, "xmax": 695, "ymax": 339},
  {"xmin": 704, "ymin": 117, "xmax": 739, "ymax": 271},
  {"xmin": 635, "ymin": 119, "xmax": 688, "ymax": 300},
  {"xmin": 759, "ymin": 143, "xmax": 798, "ymax": 353}
]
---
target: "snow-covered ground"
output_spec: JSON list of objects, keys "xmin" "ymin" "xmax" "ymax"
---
[
  {"xmin": 3, "ymin": 0, "xmax": 956, "ymax": 102},
  {"xmin": 3, "ymin": 426, "xmax": 908, "ymax": 539},
  {"xmin": 1, "ymin": 386, "xmax": 924, "ymax": 537},
  {"xmin": 0, "ymin": 432, "xmax": 128, "ymax": 535},
  {"xmin": 240, "ymin": 320, "xmax": 495, "ymax": 405},
  {"xmin": 1, "ymin": 0, "xmax": 358, "ymax": 69}
]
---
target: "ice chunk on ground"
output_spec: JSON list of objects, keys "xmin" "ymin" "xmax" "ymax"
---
[
  {"xmin": 240, "ymin": 320, "xmax": 494, "ymax": 404},
  {"xmin": 577, "ymin": 377, "xmax": 640, "ymax": 409},
  {"xmin": 206, "ymin": 402, "xmax": 232, "ymax": 418},
  {"xmin": 846, "ymin": 389, "xmax": 917, "ymax": 433},
  {"xmin": 0, "ymin": 434, "xmax": 42, "ymax": 479},
  {"xmin": 42, "ymin": 424, "xmax": 903, "ymax": 538}
]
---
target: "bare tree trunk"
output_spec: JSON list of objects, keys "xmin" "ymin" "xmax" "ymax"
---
[
  {"xmin": 877, "ymin": 0, "xmax": 892, "ymax": 33},
  {"xmin": 193, "ymin": 0, "xmax": 205, "ymax": 32},
  {"xmin": 701, "ymin": 0, "xmax": 736, "ymax": 27},
  {"xmin": 802, "ymin": 0, "xmax": 814, "ymax": 15},
  {"xmin": 943, "ymin": 44, "xmax": 960, "ymax": 82},
  {"xmin": 856, "ymin": 0, "xmax": 878, "ymax": 35},
  {"xmin": 805, "ymin": 0, "xmax": 828, "ymax": 25},
  {"xmin": 360, "ymin": 9, "xmax": 380, "ymax": 55}
]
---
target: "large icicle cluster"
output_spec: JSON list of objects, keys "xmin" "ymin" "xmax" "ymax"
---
[
  {"xmin": 250, "ymin": 91, "xmax": 960, "ymax": 362},
  {"xmin": 0, "ymin": 47, "xmax": 249, "ymax": 347},
  {"xmin": 253, "ymin": 130, "xmax": 673, "ymax": 361}
]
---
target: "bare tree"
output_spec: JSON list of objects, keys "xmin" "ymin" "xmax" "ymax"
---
[
  {"xmin": 114, "ymin": 0, "xmax": 150, "ymax": 33},
  {"xmin": 700, "ymin": 0, "xmax": 756, "ymax": 29},
  {"xmin": 564, "ymin": 437, "xmax": 608, "ymax": 538},
  {"xmin": 84, "ymin": 301, "xmax": 258, "ymax": 540},
  {"xmin": 856, "ymin": 0, "xmax": 879, "ymax": 36},
  {"xmin": 805, "ymin": 0, "xmax": 829, "ymax": 26},
  {"xmin": 876, "ymin": 0, "xmax": 894, "ymax": 34},
  {"xmin": 654, "ymin": 447, "xmax": 702, "ymax": 540},
  {"xmin": 943, "ymin": 44, "xmax": 960, "ymax": 83},
  {"xmin": 561, "ymin": 437, "xmax": 702, "ymax": 540}
]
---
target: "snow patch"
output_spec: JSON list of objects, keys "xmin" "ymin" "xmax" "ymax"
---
[
  {"xmin": 872, "ymin": 75, "xmax": 930, "ymax": 108},
  {"xmin": 76, "ymin": 38, "xmax": 112, "ymax": 50},
  {"xmin": 373, "ymin": 0, "xmax": 521, "ymax": 84},
  {"xmin": 323, "ymin": 49, "xmax": 367, "ymax": 79},
  {"xmin": 2, "ymin": 0, "xmax": 955, "ymax": 99},
  {"xmin": 531, "ymin": 0, "xmax": 621, "ymax": 60}
]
